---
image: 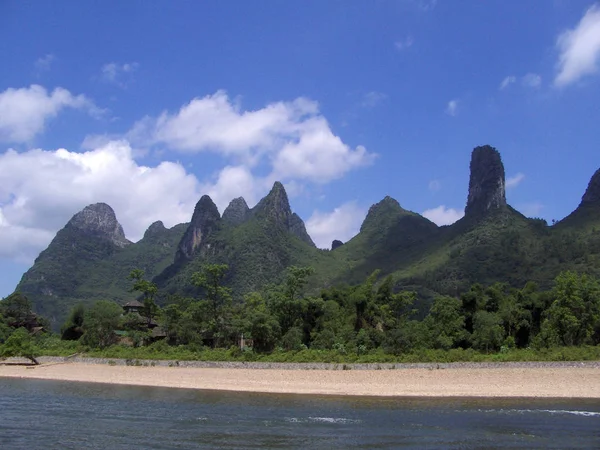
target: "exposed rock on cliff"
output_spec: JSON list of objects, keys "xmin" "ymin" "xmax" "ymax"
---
[
  {"xmin": 222, "ymin": 197, "xmax": 250, "ymax": 226},
  {"xmin": 331, "ymin": 239, "xmax": 344, "ymax": 250},
  {"xmin": 66, "ymin": 203, "xmax": 131, "ymax": 247},
  {"xmin": 464, "ymin": 145, "xmax": 506, "ymax": 218},
  {"xmin": 175, "ymin": 195, "xmax": 220, "ymax": 262}
]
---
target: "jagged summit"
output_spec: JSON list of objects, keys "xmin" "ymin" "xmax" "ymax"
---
[
  {"xmin": 464, "ymin": 145, "xmax": 506, "ymax": 218},
  {"xmin": 143, "ymin": 220, "xmax": 166, "ymax": 239},
  {"xmin": 250, "ymin": 182, "xmax": 315, "ymax": 246},
  {"xmin": 175, "ymin": 195, "xmax": 220, "ymax": 262},
  {"xmin": 580, "ymin": 168, "xmax": 600, "ymax": 207},
  {"xmin": 253, "ymin": 181, "xmax": 292, "ymax": 223},
  {"xmin": 66, "ymin": 203, "xmax": 130, "ymax": 248},
  {"xmin": 222, "ymin": 197, "xmax": 250, "ymax": 226},
  {"xmin": 360, "ymin": 196, "xmax": 403, "ymax": 232},
  {"xmin": 331, "ymin": 239, "xmax": 344, "ymax": 250}
]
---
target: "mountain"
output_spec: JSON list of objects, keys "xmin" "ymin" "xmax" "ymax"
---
[
  {"xmin": 10, "ymin": 145, "xmax": 600, "ymax": 327},
  {"xmin": 155, "ymin": 181, "xmax": 327, "ymax": 300},
  {"xmin": 14, "ymin": 204, "xmax": 186, "ymax": 327}
]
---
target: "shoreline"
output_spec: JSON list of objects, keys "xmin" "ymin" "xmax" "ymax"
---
[{"xmin": 1, "ymin": 359, "xmax": 599, "ymax": 398}]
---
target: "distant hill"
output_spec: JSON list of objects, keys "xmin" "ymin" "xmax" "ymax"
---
[{"xmin": 11, "ymin": 145, "xmax": 600, "ymax": 328}]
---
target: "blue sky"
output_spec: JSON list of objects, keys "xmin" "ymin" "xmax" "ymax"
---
[{"xmin": 1, "ymin": 0, "xmax": 600, "ymax": 298}]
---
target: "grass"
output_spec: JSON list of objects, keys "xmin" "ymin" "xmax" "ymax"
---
[{"xmin": 26, "ymin": 337, "xmax": 600, "ymax": 364}]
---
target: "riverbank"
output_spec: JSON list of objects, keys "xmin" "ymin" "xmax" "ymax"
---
[{"xmin": 1, "ymin": 359, "xmax": 599, "ymax": 397}]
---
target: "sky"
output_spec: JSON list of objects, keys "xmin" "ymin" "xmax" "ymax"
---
[{"xmin": 1, "ymin": 0, "xmax": 600, "ymax": 298}]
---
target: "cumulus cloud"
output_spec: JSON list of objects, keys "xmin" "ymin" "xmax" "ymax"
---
[
  {"xmin": 394, "ymin": 36, "xmax": 414, "ymax": 51},
  {"xmin": 0, "ymin": 85, "xmax": 102, "ymax": 143},
  {"xmin": 422, "ymin": 205, "xmax": 464, "ymax": 226},
  {"xmin": 202, "ymin": 165, "xmax": 263, "ymax": 212},
  {"xmin": 0, "ymin": 141, "xmax": 203, "ymax": 262},
  {"xmin": 555, "ymin": 4, "xmax": 600, "ymax": 87},
  {"xmin": 445, "ymin": 99, "xmax": 459, "ymax": 116},
  {"xmin": 101, "ymin": 62, "xmax": 139, "ymax": 87},
  {"xmin": 506, "ymin": 172, "xmax": 525, "ymax": 189},
  {"xmin": 131, "ymin": 90, "xmax": 375, "ymax": 183},
  {"xmin": 306, "ymin": 202, "xmax": 366, "ymax": 249},
  {"xmin": 499, "ymin": 76, "xmax": 517, "ymax": 90}
]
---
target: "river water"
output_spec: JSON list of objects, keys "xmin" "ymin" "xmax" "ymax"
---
[{"xmin": 1, "ymin": 378, "xmax": 599, "ymax": 449}]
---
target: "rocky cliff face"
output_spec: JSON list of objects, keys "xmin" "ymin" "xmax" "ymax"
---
[
  {"xmin": 464, "ymin": 145, "xmax": 507, "ymax": 218},
  {"xmin": 222, "ymin": 197, "xmax": 250, "ymax": 226},
  {"xmin": 331, "ymin": 239, "xmax": 344, "ymax": 250},
  {"xmin": 143, "ymin": 220, "xmax": 167, "ymax": 239},
  {"xmin": 175, "ymin": 195, "xmax": 221, "ymax": 262},
  {"xmin": 66, "ymin": 203, "xmax": 131, "ymax": 247},
  {"xmin": 252, "ymin": 182, "xmax": 315, "ymax": 246},
  {"xmin": 580, "ymin": 168, "xmax": 600, "ymax": 207}
]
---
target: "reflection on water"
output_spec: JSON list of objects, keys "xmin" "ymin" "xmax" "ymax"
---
[{"xmin": 0, "ymin": 378, "xmax": 599, "ymax": 449}]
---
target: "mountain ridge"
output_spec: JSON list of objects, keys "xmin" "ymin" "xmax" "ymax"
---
[{"xmin": 10, "ymin": 145, "xmax": 600, "ymax": 328}]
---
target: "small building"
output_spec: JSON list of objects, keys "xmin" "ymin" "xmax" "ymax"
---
[{"xmin": 123, "ymin": 300, "xmax": 144, "ymax": 315}]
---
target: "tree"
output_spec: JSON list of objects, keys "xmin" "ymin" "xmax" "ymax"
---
[
  {"xmin": 129, "ymin": 269, "xmax": 159, "ymax": 327},
  {"xmin": 425, "ymin": 295, "xmax": 465, "ymax": 350},
  {"xmin": 81, "ymin": 301, "xmax": 123, "ymax": 348},
  {"xmin": 472, "ymin": 311, "xmax": 504, "ymax": 352},
  {"xmin": 541, "ymin": 271, "xmax": 600, "ymax": 346},
  {"xmin": 269, "ymin": 266, "xmax": 314, "ymax": 335},
  {"xmin": 191, "ymin": 264, "xmax": 232, "ymax": 347},
  {"xmin": 61, "ymin": 303, "xmax": 86, "ymax": 340},
  {"xmin": 0, "ymin": 328, "xmax": 39, "ymax": 364},
  {"xmin": 0, "ymin": 292, "xmax": 34, "ymax": 329}
]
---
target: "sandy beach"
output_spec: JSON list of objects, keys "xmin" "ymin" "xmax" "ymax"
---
[{"xmin": 1, "ymin": 362, "xmax": 599, "ymax": 397}]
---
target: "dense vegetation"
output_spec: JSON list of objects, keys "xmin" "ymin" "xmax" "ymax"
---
[{"xmin": 3, "ymin": 265, "xmax": 599, "ymax": 364}]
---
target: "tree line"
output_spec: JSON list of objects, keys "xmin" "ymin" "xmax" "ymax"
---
[
  {"xmin": 57, "ymin": 266, "xmax": 600, "ymax": 354},
  {"xmin": 1, "ymin": 266, "xmax": 599, "ymax": 361}
]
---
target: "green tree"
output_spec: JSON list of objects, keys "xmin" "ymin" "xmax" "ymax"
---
[
  {"xmin": 129, "ymin": 269, "xmax": 159, "ymax": 327},
  {"xmin": 472, "ymin": 311, "xmax": 504, "ymax": 352},
  {"xmin": 425, "ymin": 295, "xmax": 465, "ymax": 350},
  {"xmin": 61, "ymin": 303, "xmax": 86, "ymax": 340},
  {"xmin": 0, "ymin": 292, "xmax": 34, "ymax": 329},
  {"xmin": 81, "ymin": 301, "xmax": 123, "ymax": 348},
  {"xmin": 269, "ymin": 266, "xmax": 314, "ymax": 335},
  {"xmin": 0, "ymin": 328, "xmax": 39, "ymax": 364},
  {"xmin": 541, "ymin": 271, "xmax": 600, "ymax": 346},
  {"xmin": 191, "ymin": 264, "xmax": 232, "ymax": 347}
]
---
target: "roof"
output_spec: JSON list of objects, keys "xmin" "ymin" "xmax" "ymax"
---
[{"xmin": 123, "ymin": 300, "xmax": 144, "ymax": 308}]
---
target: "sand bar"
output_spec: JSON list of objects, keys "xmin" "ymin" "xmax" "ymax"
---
[{"xmin": 1, "ymin": 362, "xmax": 599, "ymax": 397}]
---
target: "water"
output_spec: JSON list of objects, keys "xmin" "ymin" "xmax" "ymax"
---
[{"xmin": 1, "ymin": 378, "xmax": 599, "ymax": 449}]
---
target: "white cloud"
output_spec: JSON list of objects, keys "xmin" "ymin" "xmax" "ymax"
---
[
  {"xmin": 506, "ymin": 172, "xmax": 525, "ymax": 189},
  {"xmin": 517, "ymin": 202, "xmax": 544, "ymax": 217},
  {"xmin": 445, "ymin": 99, "xmax": 459, "ymax": 116},
  {"xmin": 500, "ymin": 76, "xmax": 517, "ymax": 90},
  {"xmin": 0, "ymin": 141, "xmax": 203, "ymax": 262},
  {"xmin": 555, "ymin": 4, "xmax": 600, "ymax": 87},
  {"xmin": 35, "ymin": 54, "xmax": 55, "ymax": 72},
  {"xmin": 203, "ymin": 165, "xmax": 262, "ymax": 212},
  {"xmin": 422, "ymin": 205, "xmax": 464, "ymax": 226},
  {"xmin": 306, "ymin": 202, "xmax": 366, "ymax": 249},
  {"xmin": 101, "ymin": 62, "xmax": 139, "ymax": 87},
  {"xmin": 522, "ymin": 73, "xmax": 542, "ymax": 88},
  {"xmin": 271, "ymin": 119, "xmax": 375, "ymax": 183},
  {"xmin": 361, "ymin": 91, "xmax": 387, "ymax": 108},
  {"xmin": 428, "ymin": 179, "xmax": 441, "ymax": 192},
  {"xmin": 132, "ymin": 90, "xmax": 375, "ymax": 183},
  {"xmin": 395, "ymin": 36, "xmax": 414, "ymax": 51},
  {"xmin": 0, "ymin": 85, "xmax": 102, "ymax": 143}
]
